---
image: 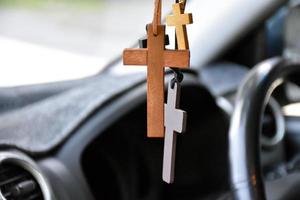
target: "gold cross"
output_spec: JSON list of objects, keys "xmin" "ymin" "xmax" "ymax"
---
[{"xmin": 166, "ymin": 2, "xmax": 193, "ymax": 50}]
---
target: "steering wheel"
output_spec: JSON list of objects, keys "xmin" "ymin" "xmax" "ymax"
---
[{"xmin": 228, "ymin": 57, "xmax": 300, "ymax": 200}]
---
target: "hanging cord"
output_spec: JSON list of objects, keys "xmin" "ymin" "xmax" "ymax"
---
[
  {"xmin": 170, "ymin": 68, "xmax": 184, "ymax": 88},
  {"xmin": 178, "ymin": 0, "xmax": 187, "ymax": 11},
  {"xmin": 170, "ymin": 0, "xmax": 187, "ymax": 89},
  {"xmin": 153, "ymin": 0, "xmax": 162, "ymax": 36}
]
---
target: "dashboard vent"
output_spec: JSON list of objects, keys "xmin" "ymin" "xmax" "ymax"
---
[{"xmin": 0, "ymin": 163, "xmax": 43, "ymax": 200}]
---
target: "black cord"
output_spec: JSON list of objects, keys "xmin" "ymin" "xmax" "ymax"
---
[{"xmin": 170, "ymin": 69, "xmax": 184, "ymax": 88}]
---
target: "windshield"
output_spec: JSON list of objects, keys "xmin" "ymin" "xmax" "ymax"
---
[{"xmin": 0, "ymin": 0, "xmax": 172, "ymax": 87}]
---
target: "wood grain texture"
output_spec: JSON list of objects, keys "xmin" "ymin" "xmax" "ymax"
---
[
  {"xmin": 123, "ymin": 49, "xmax": 190, "ymax": 68},
  {"xmin": 152, "ymin": 0, "xmax": 162, "ymax": 35},
  {"xmin": 123, "ymin": 49, "xmax": 147, "ymax": 65},
  {"xmin": 166, "ymin": 3, "xmax": 193, "ymax": 50},
  {"xmin": 147, "ymin": 24, "xmax": 165, "ymax": 138},
  {"xmin": 164, "ymin": 50, "xmax": 190, "ymax": 67}
]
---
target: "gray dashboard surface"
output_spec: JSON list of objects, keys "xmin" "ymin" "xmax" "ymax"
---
[
  {"xmin": 0, "ymin": 0, "xmax": 286, "ymax": 155},
  {"xmin": 0, "ymin": 70, "xmax": 146, "ymax": 154}
]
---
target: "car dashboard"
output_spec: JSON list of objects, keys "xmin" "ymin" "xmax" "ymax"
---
[{"xmin": 1, "ymin": 0, "xmax": 299, "ymax": 199}]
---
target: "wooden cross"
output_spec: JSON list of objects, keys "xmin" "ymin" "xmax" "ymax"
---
[
  {"xmin": 123, "ymin": 24, "xmax": 189, "ymax": 138},
  {"xmin": 139, "ymin": 34, "xmax": 170, "ymax": 48},
  {"xmin": 166, "ymin": 2, "xmax": 193, "ymax": 50},
  {"xmin": 123, "ymin": 0, "xmax": 190, "ymax": 138},
  {"xmin": 139, "ymin": 24, "xmax": 170, "ymax": 48},
  {"xmin": 163, "ymin": 81, "xmax": 187, "ymax": 183}
]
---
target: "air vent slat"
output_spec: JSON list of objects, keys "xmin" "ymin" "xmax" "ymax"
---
[
  {"xmin": 2, "ymin": 191, "xmax": 11, "ymax": 197},
  {"xmin": 0, "ymin": 163, "xmax": 44, "ymax": 200},
  {"xmin": 0, "ymin": 167, "xmax": 12, "ymax": 175},
  {"xmin": 0, "ymin": 173, "xmax": 28, "ymax": 186},
  {"xmin": 25, "ymin": 193, "xmax": 43, "ymax": 200}
]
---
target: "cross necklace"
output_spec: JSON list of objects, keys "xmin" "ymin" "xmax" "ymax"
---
[
  {"xmin": 123, "ymin": 0, "xmax": 190, "ymax": 138},
  {"xmin": 163, "ymin": 0, "xmax": 193, "ymax": 183},
  {"xmin": 123, "ymin": 0, "xmax": 193, "ymax": 184}
]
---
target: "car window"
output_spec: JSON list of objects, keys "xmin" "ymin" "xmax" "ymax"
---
[{"xmin": 0, "ymin": 0, "xmax": 171, "ymax": 86}]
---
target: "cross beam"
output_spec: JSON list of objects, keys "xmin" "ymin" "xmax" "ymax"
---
[{"xmin": 123, "ymin": 24, "xmax": 190, "ymax": 138}]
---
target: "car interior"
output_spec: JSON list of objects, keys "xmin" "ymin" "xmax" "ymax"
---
[{"xmin": 0, "ymin": 0, "xmax": 300, "ymax": 200}]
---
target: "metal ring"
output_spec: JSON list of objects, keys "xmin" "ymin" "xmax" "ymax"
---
[
  {"xmin": 170, "ymin": 68, "xmax": 184, "ymax": 88},
  {"xmin": 261, "ymin": 97, "xmax": 285, "ymax": 148},
  {"xmin": 0, "ymin": 151, "xmax": 56, "ymax": 200}
]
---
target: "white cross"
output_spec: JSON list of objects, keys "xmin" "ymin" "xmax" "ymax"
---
[{"xmin": 163, "ymin": 81, "xmax": 187, "ymax": 183}]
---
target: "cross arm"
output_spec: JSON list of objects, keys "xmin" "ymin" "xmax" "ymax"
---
[
  {"xmin": 166, "ymin": 13, "xmax": 193, "ymax": 26},
  {"xmin": 164, "ymin": 50, "xmax": 190, "ymax": 68},
  {"xmin": 186, "ymin": 13, "xmax": 193, "ymax": 24},
  {"xmin": 123, "ymin": 49, "xmax": 147, "ymax": 65},
  {"xmin": 174, "ymin": 109, "xmax": 187, "ymax": 133},
  {"xmin": 165, "ymin": 105, "xmax": 187, "ymax": 133},
  {"xmin": 166, "ymin": 16, "xmax": 175, "ymax": 26}
]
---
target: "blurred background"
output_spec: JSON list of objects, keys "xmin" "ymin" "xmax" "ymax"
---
[{"xmin": 0, "ymin": 0, "xmax": 172, "ymax": 87}]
